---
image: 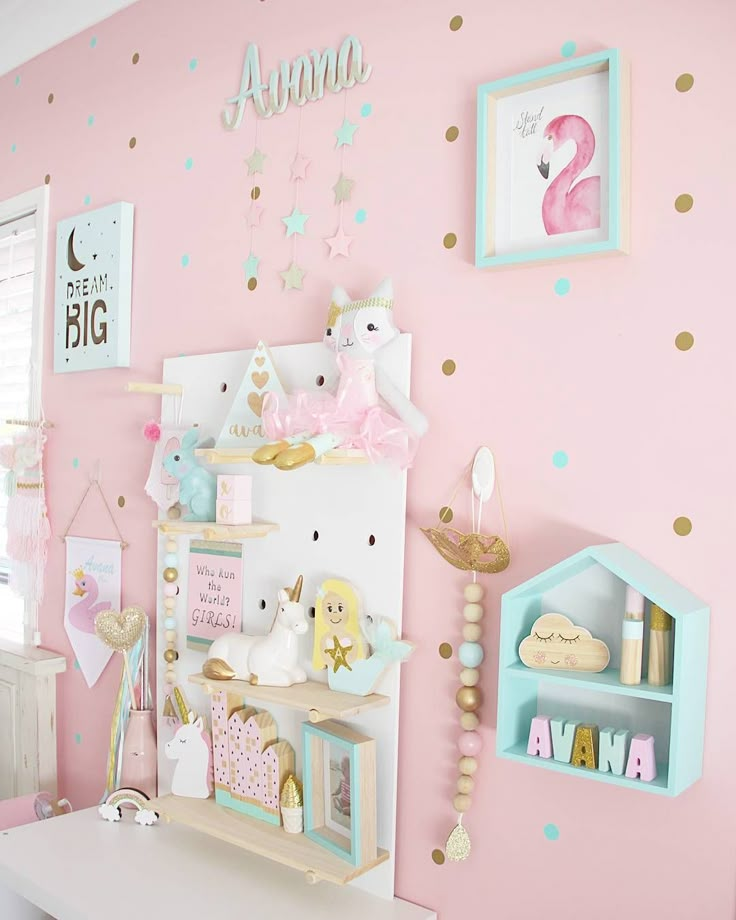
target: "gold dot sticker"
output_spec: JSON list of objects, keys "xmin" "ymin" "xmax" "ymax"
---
[
  {"xmin": 675, "ymin": 194, "xmax": 693, "ymax": 213},
  {"xmin": 439, "ymin": 506, "xmax": 454, "ymax": 523},
  {"xmin": 129, "ymin": 136, "xmax": 137, "ymax": 149},
  {"xmin": 247, "ymin": 277, "xmax": 257, "ymax": 291},
  {"xmin": 445, "ymin": 125, "xmax": 459, "ymax": 142},
  {"xmin": 47, "ymin": 93, "xmax": 54, "ymax": 104},
  {"xmin": 675, "ymin": 73, "xmax": 694, "ymax": 92},
  {"xmin": 449, "ymin": 15, "xmax": 463, "ymax": 30},
  {"xmin": 117, "ymin": 495, "xmax": 126, "ymax": 508},
  {"xmin": 673, "ymin": 516, "xmax": 692, "ymax": 536},
  {"xmin": 442, "ymin": 359, "xmax": 456, "ymax": 376},
  {"xmin": 443, "ymin": 232, "xmax": 457, "ymax": 249},
  {"xmin": 675, "ymin": 331, "xmax": 694, "ymax": 351},
  {"xmin": 44, "ymin": 174, "xmax": 51, "ymax": 185},
  {"xmin": 439, "ymin": 642, "xmax": 453, "ymax": 659},
  {"xmin": 132, "ymin": 52, "xmax": 140, "ymax": 64},
  {"xmin": 251, "ymin": 186, "xmax": 261, "ymax": 200},
  {"xmin": 432, "ymin": 848, "xmax": 446, "ymax": 865}
]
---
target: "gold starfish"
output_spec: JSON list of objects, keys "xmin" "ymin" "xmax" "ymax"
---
[
  {"xmin": 325, "ymin": 635, "xmax": 353, "ymax": 673},
  {"xmin": 421, "ymin": 526, "xmax": 510, "ymax": 573}
]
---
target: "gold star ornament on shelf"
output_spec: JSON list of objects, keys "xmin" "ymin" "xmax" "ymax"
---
[{"xmin": 325, "ymin": 635, "xmax": 353, "ymax": 673}]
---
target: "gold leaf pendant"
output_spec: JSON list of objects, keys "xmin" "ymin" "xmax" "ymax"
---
[{"xmin": 445, "ymin": 821, "xmax": 471, "ymax": 861}]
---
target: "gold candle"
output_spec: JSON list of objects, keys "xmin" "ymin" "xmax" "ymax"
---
[{"xmin": 648, "ymin": 604, "xmax": 673, "ymax": 686}]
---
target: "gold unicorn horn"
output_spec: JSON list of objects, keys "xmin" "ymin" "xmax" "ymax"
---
[{"xmin": 290, "ymin": 575, "xmax": 303, "ymax": 603}]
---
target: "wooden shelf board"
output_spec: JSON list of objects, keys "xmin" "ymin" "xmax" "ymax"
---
[
  {"xmin": 152, "ymin": 520, "xmax": 279, "ymax": 539},
  {"xmin": 504, "ymin": 662, "xmax": 673, "ymax": 702},
  {"xmin": 189, "ymin": 672, "xmax": 390, "ymax": 721},
  {"xmin": 500, "ymin": 744, "xmax": 672, "ymax": 794},
  {"xmin": 148, "ymin": 795, "xmax": 389, "ymax": 885},
  {"xmin": 195, "ymin": 447, "xmax": 369, "ymax": 466}
]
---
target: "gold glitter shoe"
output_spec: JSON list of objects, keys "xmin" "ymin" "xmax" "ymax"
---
[
  {"xmin": 252, "ymin": 441, "xmax": 290, "ymax": 464},
  {"xmin": 274, "ymin": 443, "xmax": 317, "ymax": 470}
]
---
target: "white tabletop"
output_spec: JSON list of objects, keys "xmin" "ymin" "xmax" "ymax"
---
[{"xmin": 0, "ymin": 808, "xmax": 436, "ymax": 920}]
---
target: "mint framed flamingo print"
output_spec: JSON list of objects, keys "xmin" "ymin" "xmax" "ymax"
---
[{"xmin": 475, "ymin": 49, "xmax": 629, "ymax": 268}]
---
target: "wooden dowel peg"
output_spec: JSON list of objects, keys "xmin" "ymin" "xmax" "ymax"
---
[
  {"xmin": 4, "ymin": 418, "xmax": 54, "ymax": 428},
  {"xmin": 125, "ymin": 382, "xmax": 183, "ymax": 395},
  {"xmin": 305, "ymin": 871, "xmax": 318, "ymax": 885}
]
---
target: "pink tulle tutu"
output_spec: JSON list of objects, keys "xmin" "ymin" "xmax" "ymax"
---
[{"xmin": 262, "ymin": 355, "xmax": 419, "ymax": 469}]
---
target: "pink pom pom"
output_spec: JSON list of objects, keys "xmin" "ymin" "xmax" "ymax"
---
[{"xmin": 143, "ymin": 420, "xmax": 161, "ymax": 442}]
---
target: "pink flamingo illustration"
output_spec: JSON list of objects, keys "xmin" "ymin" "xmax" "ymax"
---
[
  {"xmin": 68, "ymin": 568, "xmax": 110, "ymax": 634},
  {"xmin": 537, "ymin": 114, "xmax": 600, "ymax": 235}
]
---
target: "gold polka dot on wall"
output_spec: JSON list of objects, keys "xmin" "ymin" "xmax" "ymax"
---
[
  {"xmin": 439, "ymin": 642, "xmax": 453, "ymax": 660},
  {"xmin": 675, "ymin": 73, "xmax": 694, "ymax": 92},
  {"xmin": 247, "ymin": 278, "xmax": 257, "ymax": 291},
  {"xmin": 132, "ymin": 52, "xmax": 140, "ymax": 64},
  {"xmin": 442, "ymin": 359, "xmax": 456, "ymax": 376},
  {"xmin": 443, "ymin": 232, "xmax": 457, "ymax": 249},
  {"xmin": 439, "ymin": 506, "xmax": 453, "ymax": 523},
  {"xmin": 251, "ymin": 186, "xmax": 261, "ymax": 200},
  {"xmin": 432, "ymin": 848, "xmax": 446, "ymax": 865},
  {"xmin": 673, "ymin": 516, "xmax": 692, "ymax": 536},
  {"xmin": 675, "ymin": 331, "xmax": 694, "ymax": 351},
  {"xmin": 117, "ymin": 495, "xmax": 126, "ymax": 508},
  {"xmin": 445, "ymin": 125, "xmax": 459, "ymax": 142},
  {"xmin": 129, "ymin": 136, "xmax": 137, "ymax": 149},
  {"xmin": 449, "ymin": 15, "xmax": 463, "ymax": 30},
  {"xmin": 675, "ymin": 194, "xmax": 693, "ymax": 213},
  {"xmin": 44, "ymin": 174, "xmax": 51, "ymax": 185},
  {"xmin": 47, "ymin": 93, "xmax": 54, "ymax": 104}
]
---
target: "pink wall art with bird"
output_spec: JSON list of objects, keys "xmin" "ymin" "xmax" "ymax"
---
[{"xmin": 537, "ymin": 114, "xmax": 601, "ymax": 234}]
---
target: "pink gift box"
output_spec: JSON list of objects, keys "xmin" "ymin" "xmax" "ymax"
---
[
  {"xmin": 216, "ymin": 498, "xmax": 252, "ymax": 525},
  {"xmin": 217, "ymin": 474, "xmax": 252, "ymax": 502}
]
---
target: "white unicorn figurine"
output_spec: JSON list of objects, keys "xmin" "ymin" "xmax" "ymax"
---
[
  {"xmin": 165, "ymin": 716, "xmax": 213, "ymax": 799},
  {"xmin": 203, "ymin": 576, "xmax": 308, "ymax": 687}
]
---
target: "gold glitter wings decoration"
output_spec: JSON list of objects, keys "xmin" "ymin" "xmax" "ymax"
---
[{"xmin": 421, "ymin": 527, "xmax": 510, "ymax": 573}]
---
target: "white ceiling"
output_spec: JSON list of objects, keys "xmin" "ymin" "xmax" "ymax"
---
[{"xmin": 0, "ymin": 0, "xmax": 140, "ymax": 77}]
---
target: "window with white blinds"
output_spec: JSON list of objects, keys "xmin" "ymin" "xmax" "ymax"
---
[{"xmin": 0, "ymin": 209, "xmax": 40, "ymax": 641}]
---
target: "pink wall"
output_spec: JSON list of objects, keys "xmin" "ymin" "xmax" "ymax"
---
[{"xmin": 1, "ymin": 0, "xmax": 734, "ymax": 916}]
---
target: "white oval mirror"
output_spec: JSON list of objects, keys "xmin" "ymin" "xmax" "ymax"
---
[{"xmin": 471, "ymin": 447, "xmax": 495, "ymax": 503}]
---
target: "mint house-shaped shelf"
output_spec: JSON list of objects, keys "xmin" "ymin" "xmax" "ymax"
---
[{"xmin": 497, "ymin": 543, "xmax": 709, "ymax": 796}]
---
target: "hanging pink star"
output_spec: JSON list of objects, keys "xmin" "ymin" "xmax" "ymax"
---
[
  {"xmin": 246, "ymin": 203, "xmax": 264, "ymax": 228},
  {"xmin": 290, "ymin": 154, "xmax": 311, "ymax": 181},
  {"xmin": 325, "ymin": 225, "xmax": 354, "ymax": 259}
]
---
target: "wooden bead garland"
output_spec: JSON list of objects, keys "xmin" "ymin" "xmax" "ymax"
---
[{"xmin": 162, "ymin": 535, "xmax": 179, "ymax": 690}]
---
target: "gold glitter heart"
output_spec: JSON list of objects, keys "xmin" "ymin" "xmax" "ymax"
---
[
  {"xmin": 94, "ymin": 606, "xmax": 146, "ymax": 652},
  {"xmin": 445, "ymin": 822, "xmax": 471, "ymax": 861}
]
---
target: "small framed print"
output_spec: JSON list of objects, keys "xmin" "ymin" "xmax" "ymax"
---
[
  {"xmin": 302, "ymin": 720, "xmax": 377, "ymax": 867},
  {"xmin": 476, "ymin": 49, "xmax": 629, "ymax": 268}
]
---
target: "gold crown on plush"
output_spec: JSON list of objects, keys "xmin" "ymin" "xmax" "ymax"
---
[
  {"xmin": 326, "ymin": 296, "xmax": 393, "ymax": 327},
  {"xmin": 72, "ymin": 567, "xmax": 85, "ymax": 580}
]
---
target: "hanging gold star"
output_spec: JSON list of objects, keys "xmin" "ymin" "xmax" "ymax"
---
[
  {"xmin": 332, "ymin": 173, "xmax": 355, "ymax": 204},
  {"xmin": 325, "ymin": 635, "xmax": 353, "ymax": 673}
]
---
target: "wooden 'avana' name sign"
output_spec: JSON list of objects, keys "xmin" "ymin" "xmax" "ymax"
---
[{"xmin": 223, "ymin": 35, "xmax": 371, "ymax": 126}]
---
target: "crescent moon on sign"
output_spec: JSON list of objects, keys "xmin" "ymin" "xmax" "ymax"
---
[{"xmin": 67, "ymin": 228, "xmax": 85, "ymax": 272}]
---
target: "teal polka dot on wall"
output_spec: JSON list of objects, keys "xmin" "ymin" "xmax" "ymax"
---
[
  {"xmin": 74, "ymin": 733, "xmax": 82, "ymax": 745},
  {"xmin": 10, "ymin": 144, "xmax": 16, "ymax": 153},
  {"xmin": 544, "ymin": 823, "xmax": 560, "ymax": 841},
  {"xmin": 185, "ymin": 156, "xmax": 193, "ymax": 170},
  {"xmin": 360, "ymin": 103, "xmax": 372, "ymax": 117},
  {"xmin": 189, "ymin": 58, "xmax": 198, "ymax": 71},
  {"xmin": 561, "ymin": 40, "xmax": 576, "ymax": 57},
  {"xmin": 88, "ymin": 115, "xmax": 95, "ymax": 127},
  {"xmin": 181, "ymin": 254, "xmax": 190, "ymax": 267},
  {"xmin": 14, "ymin": 75, "xmax": 20, "ymax": 87},
  {"xmin": 73, "ymin": 659, "xmax": 80, "ymax": 670},
  {"xmin": 554, "ymin": 278, "xmax": 571, "ymax": 296},
  {"xmin": 72, "ymin": 457, "xmax": 79, "ymax": 468},
  {"xmin": 83, "ymin": 195, "xmax": 91, "ymax": 206},
  {"xmin": 355, "ymin": 208, "xmax": 367, "ymax": 224},
  {"xmin": 552, "ymin": 450, "xmax": 569, "ymax": 469},
  {"xmin": 90, "ymin": 36, "xmax": 97, "ymax": 48}
]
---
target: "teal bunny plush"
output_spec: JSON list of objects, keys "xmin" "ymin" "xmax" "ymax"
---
[{"xmin": 162, "ymin": 428, "xmax": 216, "ymax": 522}]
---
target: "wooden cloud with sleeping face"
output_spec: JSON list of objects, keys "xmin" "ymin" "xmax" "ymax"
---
[{"xmin": 519, "ymin": 613, "xmax": 610, "ymax": 672}]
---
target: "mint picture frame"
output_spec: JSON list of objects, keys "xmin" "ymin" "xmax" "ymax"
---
[
  {"xmin": 302, "ymin": 719, "xmax": 377, "ymax": 867},
  {"xmin": 476, "ymin": 49, "xmax": 630, "ymax": 268}
]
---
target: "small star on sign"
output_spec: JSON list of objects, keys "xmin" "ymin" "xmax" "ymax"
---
[
  {"xmin": 245, "ymin": 148, "xmax": 267, "ymax": 175},
  {"xmin": 281, "ymin": 207, "xmax": 309, "ymax": 237},
  {"xmin": 335, "ymin": 118, "xmax": 358, "ymax": 148},
  {"xmin": 325, "ymin": 635, "xmax": 353, "ymax": 673},
  {"xmin": 325, "ymin": 225, "xmax": 353, "ymax": 259},
  {"xmin": 280, "ymin": 262, "xmax": 305, "ymax": 291},
  {"xmin": 290, "ymin": 153, "xmax": 311, "ymax": 181},
  {"xmin": 332, "ymin": 173, "xmax": 355, "ymax": 204}
]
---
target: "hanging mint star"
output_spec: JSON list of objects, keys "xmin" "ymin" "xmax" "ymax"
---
[
  {"xmin": 335, "ymin": 118, "xmax": 358, "ymax": 148},
  {"xmin": 245, "ymin": 148, "xmax": 266, "ymax": 175},
  {"xmin": 281, "ymin": 207, "xmax": 309, "ymax": 237},
  {"xmin": 243, "ymin": 253, "xmax": 259, "ymax": 282},
  {"xmin": 332, "ymin": 173, "xmax": 355, "ymax": 204}
]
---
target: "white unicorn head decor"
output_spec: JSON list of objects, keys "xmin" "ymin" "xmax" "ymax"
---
[
  {"xmin": 203, "ymin": 576, "xmax": 308, "ymax": 687},
  {"xmin": 165, "ymin": 716, "xmax": 213, "ymax": 799}
]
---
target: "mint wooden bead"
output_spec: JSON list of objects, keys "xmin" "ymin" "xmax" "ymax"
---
[
  {"xmin": 164, "ymin": 553, "xmax": 178, "ymax": 568},
  {"xmin": 463, "ymin": 603, "xmax": 483, "ymax": 623},
  {"xmin": 164, "ymin": 616, "xmax": 177, "ymax": 630},
  {"xmin": 459, "ymin": 641, "xmax": 484, "ymax": 668},
  {"xmin": 464, "ymin": 583, "xmax": 484, "ymax": 603}
]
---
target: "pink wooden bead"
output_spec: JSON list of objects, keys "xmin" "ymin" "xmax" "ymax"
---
[
  {"xmin": 458, "ymin": 731, "xmax": 483, "ymax": 757},
  {"xmin": 164, "ymin": 584, "xmax": 177, "ymax": 597}
]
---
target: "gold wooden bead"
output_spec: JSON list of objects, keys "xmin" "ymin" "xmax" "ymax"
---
[
  {"xmin": 460, "ymin": 668, "xmax": 479, "ymax": 687},
  {"xmin": 464, "ymin": 583, "xmax": 484, "ymax": 603},
  {"xmin": 163, "ymin": 567, "xmax": 178, "ymax": 583},
  {"xmin": 456, "ymin": 686, "xmax": 482, "ymax": 712},
  {"xmin": 463, "ymin": 603, "xmax": 483, "ymax": 623},
  {"xmin": 165, "ymin": 630, "xmax": 176, "ymax": 642},
  {"xmin": 457, "ymin": 774, "xmax": 474, "ymax": 795},
  {"xmin": 459, "ymin": 756, "xmax": 478, "ymax": 775},
  {"xmin": 460, "ymin": 712, "xmax": 479, "ymax": 731},
  {"xmin": 453, "ymin": 793, "xmax": 472, "ymax": 813},
  {"xmin": 463, "ymin": 623, "xmax": 482, "ymax": 642},
  {"xmin": 166, "ymin": 540, "xmax": 177, "ymax": 553},
  {"xmin": 164, "ymin": 597, "xmax": 176, "ymax": 611},
  {"xmin": 163, "ymin": 648, "xmax": 179, "ymax": 664}
]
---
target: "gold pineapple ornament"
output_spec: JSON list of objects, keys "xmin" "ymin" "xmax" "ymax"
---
[{"xmin": 280, "ymin": 774, "xmax": 303, "ymax": 834}]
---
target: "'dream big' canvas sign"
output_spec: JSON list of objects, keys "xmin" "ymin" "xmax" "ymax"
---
[{"xmin": 54, "ymin": 202, "xmax": 134, "ymax": 373}]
